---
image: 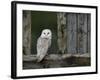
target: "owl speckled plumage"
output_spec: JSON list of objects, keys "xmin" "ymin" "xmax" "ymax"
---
[{"xmin": 36, "ymin": 29, "xmax": 52, "ymax": 62}]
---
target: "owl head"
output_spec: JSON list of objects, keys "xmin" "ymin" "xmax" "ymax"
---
[{"xmin": 40, "ymin": 29, "xmax": 52, "ymax": 39}]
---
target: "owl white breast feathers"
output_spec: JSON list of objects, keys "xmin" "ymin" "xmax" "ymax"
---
[{"xmin": 36, "ymin": 29, "xmax": 52, "ymax": 62}]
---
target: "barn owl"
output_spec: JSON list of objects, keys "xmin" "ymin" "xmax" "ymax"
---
[{"xmin": 36, "ymin": 29, "xmax": 52, "ymax": 62}]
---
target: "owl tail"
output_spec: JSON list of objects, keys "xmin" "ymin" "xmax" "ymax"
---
[{"xmin": 36, "ymin": 54, "xmax": 45, "ymax": 62}]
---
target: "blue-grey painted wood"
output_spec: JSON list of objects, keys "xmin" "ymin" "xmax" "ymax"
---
[
  {"xmin": 82, "ymin": 14, "xmax": 88, "ymax": 53},
  {"xmin": 58, "ymin": 13, "xmax": 91, "ymax": 54},
  {"xmin": 67, "ymin": 13, "xmax": 77, "ymax": 53},
  {"xmin": 87, "ymin": 14, "xmax": 91, "ymax": 53},
  {"xmin": 77, "ymin": 14, "xmax": 88, "ymax": 53}
]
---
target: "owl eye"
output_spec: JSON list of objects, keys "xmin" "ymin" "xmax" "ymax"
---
[
  {"xmin": 44, "ymin": 33, "xmax": 46, "ymax": 35},
  {"xmin": 47, "ymin": 32, "xmax": 49, "ymax": 35}
]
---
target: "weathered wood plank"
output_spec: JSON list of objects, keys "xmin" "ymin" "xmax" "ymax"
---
[
  {"xmin": 77, "ymin": 14, "xmax": 88, "ymax": 53},
  {"xmin": 23, "ymin": 11, "xmax": 31, "ymax": 55},
  {"xmin": 57, "ymin": 12, "xmax": 67, "ymax": 54},
  {"xmin": 67, "ymin": 13, "xmax": 77, "ymax": 53},
  {"xmin": 87, "ymin": 14, "xmax": 91, "ymax": 53},
  {"xmin": 82, "ymin": 14, "xmax": 88, "ymax": 53},
  {"xmin": 23, "ymin": 54, "xmax": 90, "ymax": 61}
]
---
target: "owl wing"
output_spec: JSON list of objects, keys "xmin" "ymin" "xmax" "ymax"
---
[
  {"xmin": 37, "ymin": 37, "xmax": 49, "ymax": 62},
  {"xmin": 48, "ymin": 39, "xmax": 51, "ymax": 48}
]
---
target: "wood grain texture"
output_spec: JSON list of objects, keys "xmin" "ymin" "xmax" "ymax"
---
[
  {"xmin": 77, "ymin": 14, "xmax": 88, "ymax": 53},
  {"xmin": 23, "ymin": 54, "xmax": 90, "ymax": 61},
  {"xmin": 67, "ymin": 13, "xmax": 77, "ymax": 53},
  {"xmin": 57, "ymin": 12, "xmax": 67, "ymax": 54},
  {"xmin": 87, "ymin": 14, "xmax": 91, "ymax": 53},
  {"xmin": 23, "ymin": 11, "xmax": 31, "ymax": 55}
]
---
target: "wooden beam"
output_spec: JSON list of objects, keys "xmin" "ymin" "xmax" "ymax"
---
[{"xmin": 23, "ymin": 54, "xmax": 90, "ymax": 61}]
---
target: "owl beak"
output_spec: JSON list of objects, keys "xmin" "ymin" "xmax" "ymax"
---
[{"xmin": 45, "ymin": 38, "xmax": 48, "ymax": 39}]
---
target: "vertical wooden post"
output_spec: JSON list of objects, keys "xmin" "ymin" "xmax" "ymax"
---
[
  {"xmin": 23, "ymin": 11, "xmax": 31, "ymax": 55},
  {"xmin": 57, "ymin": 12, "xmax": 67, "ymax": 54}
]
